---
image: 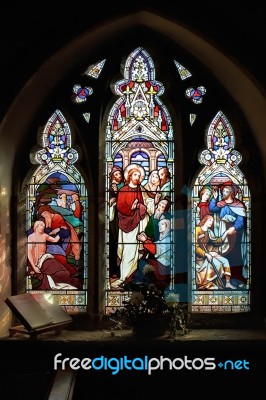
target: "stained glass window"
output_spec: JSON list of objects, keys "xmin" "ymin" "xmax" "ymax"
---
[
  {"xmin": 26, "ymin": 109, "xmax": 88, "ymax": 312},
  {"xmin": 105, "ymin": 47, "xmax": 175, "ymax": 313},
  {"xmin": 185, "ymin": 86, "xmax": 206, "ymax": 104},
  {"xmin": 190, "ymin": 111, "xmax": 251, "ymax": 313},
  {"xmin": 174, "ymin": 60, "xmax": 192, "ymax": 80},
  {"xmin": 82, "ymin": 112, "xmax": 91, "ymax": 123},
  {"xmin": 22, "ymin": 45, "xmax": 252, "ymax": 319},
  {"xmin": 190, "ymin": 114, "xmax": 197, "ymax": 126},
  {"xmin": 71, "ymin": 84, "xmax": 93, "ymax": 103},
  {"xmin": 83, "ymin": 59, "xmax": 106, "ymax": 79}
]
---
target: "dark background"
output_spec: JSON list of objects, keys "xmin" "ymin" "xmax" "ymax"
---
[{"xmin": 1, "ymin": 1, "xmax": 265, "ymax": 119}]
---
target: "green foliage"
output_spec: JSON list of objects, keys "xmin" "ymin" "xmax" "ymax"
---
[{"xmin": 110, "ymin": 282, "xmax": 189, "ymax": 338}]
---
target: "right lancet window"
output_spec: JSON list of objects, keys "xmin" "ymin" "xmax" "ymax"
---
[{"xmin": 191, "ymin": 111, "xmax": 251, "ymax": 313}]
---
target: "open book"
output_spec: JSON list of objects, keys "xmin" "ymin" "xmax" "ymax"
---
[{"xmin": 5, "ymin": 293, "xmax": 72, "ymax": 330}]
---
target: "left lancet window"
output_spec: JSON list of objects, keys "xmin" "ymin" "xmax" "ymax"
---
[
  {"xmin": 26, "ymin": 109, "xmax": 88, "ymax": 312},
  {"xmin": 105, "ymin": 47, "xmax": 175, "ymax": 313}
]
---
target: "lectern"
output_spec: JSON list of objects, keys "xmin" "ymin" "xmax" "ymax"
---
[{"xmin": 5, "ymin": 293, "xmax": 72, "ymax": 340}]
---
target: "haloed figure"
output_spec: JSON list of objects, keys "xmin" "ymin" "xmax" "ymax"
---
[{"xmin": 111, "ymin": 164, "xmax": 148, "ymax": 288}]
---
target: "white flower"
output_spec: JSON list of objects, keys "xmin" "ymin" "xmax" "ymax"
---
[{"xmin": 165, "ymin": 293, "xmax": 179, "ymax": 303}]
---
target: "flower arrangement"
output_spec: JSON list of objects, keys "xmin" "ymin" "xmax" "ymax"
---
[{"xmin": 110, "ymin": 264, "xmax": 189, "ymax": 338}]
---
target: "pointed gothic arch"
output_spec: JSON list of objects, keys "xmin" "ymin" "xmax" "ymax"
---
[
  {"xmin": 190, "ymin": 110, "xmax": 251, "ymax": 313},
  {"xmin": 24, "ymin": 109, "xmax": 89, "ymax": 312},
  {"xmin": 1, "ymin": 13, "xmax": 262, "ymax": 338},
  {"xmin": 104, "ymin": 47, "xmax": 175, "ymax": 313}
]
